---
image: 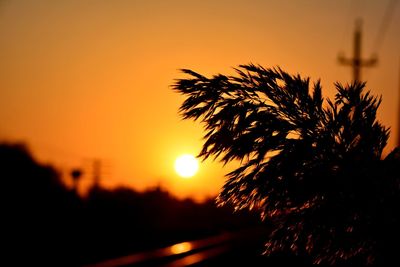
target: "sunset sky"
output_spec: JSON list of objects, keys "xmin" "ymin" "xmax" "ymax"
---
[{"xmin": 0, "ymin": 0, "xmax": 399, "ymax": 201}]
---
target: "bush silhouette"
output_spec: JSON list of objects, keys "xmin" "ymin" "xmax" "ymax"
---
[{"xmin": 173, "ymin": 64, "xmax": 400, "ymax": 265}]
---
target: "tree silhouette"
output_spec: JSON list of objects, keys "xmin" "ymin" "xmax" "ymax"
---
[{"xmin": 173, "ymin": 64, "xmax": 400, "ymax": 265}]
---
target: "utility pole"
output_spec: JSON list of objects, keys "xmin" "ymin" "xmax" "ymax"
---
[
  {"xmin": 70, "ymin": 168, "xmax": 83, "ymax": 194},
  {"xmin": 338, "ymin": 19, "xmax": 377, "ymax": 82},
  {"xmin": 93, "ymin": 159, "xmax": 101, "ymax": 189}
]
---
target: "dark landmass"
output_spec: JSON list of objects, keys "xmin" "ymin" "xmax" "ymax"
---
[{"xmin": 1, "ymin": 142, "xmax": 262, "ymax": 266}]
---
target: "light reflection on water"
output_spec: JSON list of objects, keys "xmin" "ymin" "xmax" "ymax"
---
[
  {"xmin": 170, "ymin": 242, "xmax": 192, "ymax": 255},
  {"xmin": 84, "ymin": 229, "xmax": 264, "ymax": 267},
  {"xmin": 164, "ymin": 246, "xmax": 228, "ymax": 267}
]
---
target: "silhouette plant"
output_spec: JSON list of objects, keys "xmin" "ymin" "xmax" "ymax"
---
[{"xmin": 173, "ymin": 64, "xmax": 400, "ymax": 265}]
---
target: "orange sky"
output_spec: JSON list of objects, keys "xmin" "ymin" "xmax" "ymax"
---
[{"xmin": 0, "ymin": 0, "xmax": 399, "ymax": 201}]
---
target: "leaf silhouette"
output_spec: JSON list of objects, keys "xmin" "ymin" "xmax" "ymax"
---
[{"xmin": 173, "ymin": 64, "xmax": 399, "ymax": 266}]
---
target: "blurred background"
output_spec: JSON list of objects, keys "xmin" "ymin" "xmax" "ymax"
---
[{"xmin": 0, "ymin": 0, "xmax": 399, "ymax": 266}]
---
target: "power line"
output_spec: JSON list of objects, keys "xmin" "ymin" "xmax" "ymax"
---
[{"xmin": 372, "ymin": 0, "xmax": 398, "ymax": 54}]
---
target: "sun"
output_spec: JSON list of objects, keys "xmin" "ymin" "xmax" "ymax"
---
[{"xmin": 174, "ymin": 154, "xmax": 199, "ymax": 178}]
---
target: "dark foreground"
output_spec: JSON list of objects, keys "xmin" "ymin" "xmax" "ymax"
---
[{"xmin": 85, "ymin": 228, "xmax": 312, "ymax": 267}]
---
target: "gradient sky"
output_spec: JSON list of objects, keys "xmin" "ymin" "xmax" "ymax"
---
[{"xmin": 0, "ymin": 0, "xmax": 399, "ymax": 201}]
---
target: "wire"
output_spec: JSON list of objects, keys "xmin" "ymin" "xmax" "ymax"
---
[{"xmin": 372, "ymin": 0, "xmax": 398, "ymax": 54}]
